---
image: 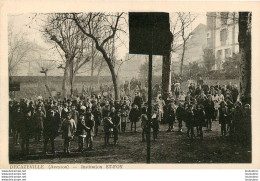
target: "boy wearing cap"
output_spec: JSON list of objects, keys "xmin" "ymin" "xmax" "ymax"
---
[
  {"xmin": 62, "ymin": 112, "xmax": 76, "ymax": 154},
  {"xmin": 141, "ymin": 107, "xmax": 148, "ymax": 142},
  {"xmin": 76, "ymin": 114, "xmax": 89, "ymax": 152},
  {"xmin": 176, "ymin": 102, "xmax": 185, "ymax": 132},
  {"xmin": 219, "ymin": 101, "xmax": 228, "ymax": 137},
  {"xmin": 103, "ymin": 110, "xmax": 113, "ymax": 146},
  {"xmin": 92, "ymin": 106, "xmax": 102, "ymax": 136},
  {"xmin": 85, "ymin": 108, "xmax": 95, "ymax": 150},
  {"xmin": 151, "ymin": 105, "xmax": 160, "ymax": 141},
  {"xmin": 129, "ymin": 104, "xmax": 140, "ymax": 133},
  {"xmin": 185, "ymin": 104, "xmax": 195, "ymax": 139},
  {"xmin": 112, "ymin": 110, "xmax": 121, "ymax": 145},
  {"xmin": 120, "ymin": 105, "xmax": 128, "ymax": 133}
]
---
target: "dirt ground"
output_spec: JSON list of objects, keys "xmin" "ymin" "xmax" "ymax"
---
[{"xmin": 9, "ymin": 121, "xmax": 251, "ymax": 164}]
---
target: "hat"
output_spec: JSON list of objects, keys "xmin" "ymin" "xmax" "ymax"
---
[
  {"xmin": 220, "ymin": 101, "xmax": 227, "ymax": 106},
  {"xmin": 80, "ymin": 106, "xmax": 86, "ymax": 110}
]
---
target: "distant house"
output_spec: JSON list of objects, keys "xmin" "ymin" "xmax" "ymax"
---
[
  {"xmin": 173, "ymin": 23, "xmax": 207, "ymax": 74},
  {"xmin": 206, "ymin": 12, "xmax": 239, "ymax": 70}
]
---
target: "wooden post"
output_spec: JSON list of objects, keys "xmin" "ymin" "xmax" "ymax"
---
[{"xmin": 147, "ymin": 54, "xmax": 153, "ymax": 163}]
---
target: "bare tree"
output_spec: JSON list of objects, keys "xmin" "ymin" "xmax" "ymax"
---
[
  {"xmin": 160, "ymin": 12, "xmax": 196, "ymax": 100},
  {"xmin": 43, "ymin": 13, "xmax": 94, "ymax": 98},
  {"xmin": 8, "ymin": 23, "xmax": 33, "ymax": 80},
  {"xmin": 176, "ymin": 13, "xmax": 197, "ymax": 77},
  {"xmin": 71, "ymin": 12, "xmax": 126, "ymax": 100}
]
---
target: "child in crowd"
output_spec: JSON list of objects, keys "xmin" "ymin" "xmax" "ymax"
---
[
  {"xmin": 176, "ymin": 103, "xmax": 185, "ymax": 132},
  {"xmin": 103, "ymin": 110, "xmax": 113, "ymax": 146},
  {"xmin": 195, "ymin": 104, "xmax": 206, "ymax": 140},
  {"xmin": 120, "ymin": 104, "xmax": 128, "ymax": 133},
  {"xmin": 141, "ymin": 107, "xmax": 148, "ymax": 142},
  {"xmin": 219, "ymin": 101, "xmax": 228, "ymax": 137},
  {"xmin": 185, "ymin": 104, "xmax": 195, "ymax": 139},
  {"xmin": 129, "ymin": 104, "xmax": 140, "ymax": 133},
  {"xmin": 151, "ymin": 106, "xmax": 160, "ymax": 141},
  {"xmin": 85, "ymin": 108, "xmax": 95, "ymax": 150},
  {"xmin": 92, "ymin": 106, "xmax": 102, "ymax": 136},
  {"xmin": 76, "ymin": 114, "xmax": 89, "ymax": 152},
  {"xmin": 112, "ymin": 110, "xmax": 121, "ymax": 145},
  {"xmin": 62, "ymin": 112, "xmax": 76, "ymax": 154}
]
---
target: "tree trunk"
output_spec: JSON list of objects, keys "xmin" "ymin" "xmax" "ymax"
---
[
  {"xmin": 238, "ymin": 12, "xmax": 251, "ymax": 105},
  {"xmin": 180, "ymin": 43, "xmax": 186, "ymax": 76},
  {"xmin": 91, "ymin": 41, "xmax": 94, "ymax": 77},
  {"xmin": 44, "ymin": 72, "xmax": 53, "ymax": 98},
  {"xmin": 162, "ymin": 52, "xmax": 172, "ymax": 101},
  {"xmin": 70, "ymin": 61, "xmax": 75, "ymax": 97},
  {"xmin": 62, "ymin": 63, "xmax": 69, "ymax": 99},
  {"xmin": 107, "ymin": 62, "xmax": 119, "ymax": 100}
]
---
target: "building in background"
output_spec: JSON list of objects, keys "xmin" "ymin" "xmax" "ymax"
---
[
  {"xmin": 206, "ymin": 12, "xmax": 239, "ymax": 70},
  {"xmin": 173, "ymin": 23, "xmax": 207, "ymax": 74}
]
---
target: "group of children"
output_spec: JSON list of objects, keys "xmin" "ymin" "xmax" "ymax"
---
[{"xmin": 9, "ymin": 80, "xmax": 251, "ymax": 156}]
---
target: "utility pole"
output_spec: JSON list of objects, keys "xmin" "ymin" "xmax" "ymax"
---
[{"xmin": 147, "ymin": 54, "xmax": 152, "ymax": 163}]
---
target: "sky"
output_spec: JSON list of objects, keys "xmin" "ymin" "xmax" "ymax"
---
[{"xmin": 8, "ymin": 12, "xmax": 207, "ymax": 76}]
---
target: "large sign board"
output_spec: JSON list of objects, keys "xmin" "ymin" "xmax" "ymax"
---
[{"xmin": 129, "ymin": 12, "xmax": 173, "ymax": 55}]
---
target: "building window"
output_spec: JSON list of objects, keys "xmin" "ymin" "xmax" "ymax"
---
[
  {"xmin": 225, "ymin": 48, "xmax": 231, "ymax": 58},
  {"xmin": 217, "ymin": 49, "xmax": 222, "ymax": 59},
  {"xmin": 220, "ymin": 29, "xmax": 228, "ymax": 45},
  {"xmin": 220, "ymin": 12, "xmax": 228, "ymax": 25}
]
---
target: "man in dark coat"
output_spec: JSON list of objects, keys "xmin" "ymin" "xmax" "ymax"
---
[
  {"xmin": 92, "ymin": 106, "xmax": 102, "ymax": 136},
  {"xmin": 20, "ymin": 110, "xmax": 33, "ymax": 155},
  {"xmin": 129, "ymin": 104, "xmax": 140, "ymax": 132},
  {"xmin": 43, "ymin": 106, "xmax": 60, "ymax": 154},
  {"xmin": 133, "ymin": 92, "xmax": 143, "ymax": 110},
  {"xmin": 165, "ymin": 101, "xmax": 176, "ymax": 132},
  {"xmin": 204, "ymin": 95, "xmax": 215, "ymax": 131}
]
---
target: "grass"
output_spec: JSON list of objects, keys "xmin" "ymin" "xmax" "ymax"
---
[{"xmin": 9, "ymin": 121, "xmax": 251, "ymax": 164}]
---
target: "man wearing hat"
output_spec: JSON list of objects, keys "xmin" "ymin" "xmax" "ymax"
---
[
  {"xmin": 43, "ymin": 106, "xmax": 60, "ymax": 155},
  {"xmin": 129, "ymin": 104, "xmax": 140, "ymax": 133},
  {"xmin": 20, "ymin": 109, "xmax": 33, "ymax": 155}
]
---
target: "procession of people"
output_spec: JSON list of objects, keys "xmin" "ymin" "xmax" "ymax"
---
[{"xmin": 9, "ymin": 79, "xmax": 251, "ymax": 157}]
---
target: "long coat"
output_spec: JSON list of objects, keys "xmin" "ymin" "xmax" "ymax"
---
[
  {"xmin": 185, "ymin": 109, "xmax": 195, "ymax": 127},
  {"xmin": 85, "ymin": 115, "xmax": 95, "ymax": 136},
  {"xmin": 204, "ymin": 101, "xmax": 215, "ymax": 119},
  {"xmin": 20, "ymin": 115, "xmax": 34, "ymax": 139},
  {"xmin": 129, "ymin": 108, "xmax": 140, "ymax": 122},
  {"xmin": 62, "ymin": 119, "xmax": 76, "ymax": 139},
  {"xmin": 43, "ymin": 110, "xmax": 60, "ymax": 139},
  {"xmin": 219, "ymin": 106, "xmax": 228, "ymax": 125}
]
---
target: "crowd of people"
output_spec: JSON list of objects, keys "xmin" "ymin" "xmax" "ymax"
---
[{"xmin": 9, "ymin": 79, "xmax": 251, "ymax": 156}]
